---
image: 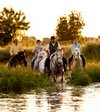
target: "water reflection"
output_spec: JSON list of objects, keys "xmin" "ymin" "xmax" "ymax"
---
[{"xmin": 0, "ymin": 83, "xmax": 100, "ymax": 112}]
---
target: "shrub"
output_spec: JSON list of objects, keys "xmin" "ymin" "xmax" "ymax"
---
[
  {"xmin": 70, "ymin": 70, "xmax": 91, "ymax": 86},
  {"xmin": 83, "ymin": 43, "xmax": 100, "ymax": 61},
  {"xmin": 0, "ymin": 65, "xmax": 54, "ymax": 93},
  {"xmin": 86, "ymin": 62, "xmax": 100, "ymax": 83}
]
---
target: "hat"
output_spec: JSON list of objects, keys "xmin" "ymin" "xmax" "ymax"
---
[
  {"xmin": 51, "ymin": 36, "xmax": 55, "ymax": 40},
  {"xmin": 13, "ymin": 38, "xmax": 18, "ymax": 43}
]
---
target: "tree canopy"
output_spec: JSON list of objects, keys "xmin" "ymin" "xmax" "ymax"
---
[
  {"xmin": 56, "ymin": 11, "xmax": 85, "ymax": 41},
  {"xmin": 0, "ymin": 7, "xmax": 30, "ymax": 46}
]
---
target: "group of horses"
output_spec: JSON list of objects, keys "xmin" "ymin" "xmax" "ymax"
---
[{"xmin": 7, "ymin": 48, "xmax": 85, "ymax": 82}]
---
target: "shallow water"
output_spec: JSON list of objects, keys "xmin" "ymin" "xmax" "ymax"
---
[{"xmin": 0, "ymin": 83, "xmax": 100, "ymax": 112}]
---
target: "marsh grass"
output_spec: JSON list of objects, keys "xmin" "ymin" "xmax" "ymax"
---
[
  {"xmin": 69, "ymin": 62, "xmax": 100, "ymax": 86},
  {"xmin": 69, "ymin": 70, "xmax": 91, "ymax": 86},
  {"xmin": 0, "ymin": 65, "xmax": 54, "ymax": 93},
  {"xmin": 83, "ymin": 43, "xmax": 100, "ymax": 61},
  {"xmin": 86, "ymin": 62, "xmax": 100, "ymax": 83}
]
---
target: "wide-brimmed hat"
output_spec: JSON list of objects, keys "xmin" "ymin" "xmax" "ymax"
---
[
  {"xmin": 50, "ymin": 36, "xmax": 55, "ymax": 40},
  {"xmin": 13, "ymin": 38, "xmax": 18, "ymax": 43}
]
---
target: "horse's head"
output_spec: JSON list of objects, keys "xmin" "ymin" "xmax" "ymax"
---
[
  {"xmin": 17, "ymin": 51, "xmax": 25, "ymax": 60},
  {"xmin": 50, "ymin": 49, "xmax": 64, "ymax": 82},
  {"xmin": 37, "ymin": 50, "xmax": 47, "ymax": 61},
  {"xmin": 73, "ymin": 48, "xmax": 80, "ymax": 60},
  {"xmin": 55, "ymin": 49, "xmax": 63, "ymax": 67}
]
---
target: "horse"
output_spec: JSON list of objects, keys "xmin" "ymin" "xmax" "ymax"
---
[
  {"xmin": 69, "ymin": 48, "xmax": 83, "ymax": 71},
  {"xmin": 49, "ymin": 49, "xmax": 65, "ymax": 82},
  {"xmin": 32, "ymin": 50, "xmax": 48, "ymax": 73},
  {"xmin": 8, "ymin": 51, "xmax": 27, "ymax": 68}
]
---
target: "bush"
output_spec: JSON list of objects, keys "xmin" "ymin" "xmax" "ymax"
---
[
  {"xmin": 86, "ymin": 62, "xmax": 100, "ymax": 83},
  {"xmin": 83, "ymin": 43, "xmax": 100, "ymax": 61},
  {"xmin": 70, "ymin": 70, "xmax": 91, "ymax": 86},
  {"xmin": 0, "ymin": 65, "xmax": 54, "ymax": 93}
]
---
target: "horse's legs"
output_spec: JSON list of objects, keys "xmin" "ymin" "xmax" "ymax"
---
[
  {"xmin": 53, "ymin": 75, "xmax": 57, "ymax": 82},
  {"xmin": 61, "ymin": 72, "xmax": 64, "ymax": 82},
  {"xmin": 31, "ymin": 59, "xmax": 35, "ymax": 69},
  {"xmin": 63, "ymin": 57, "xmax": 67, "ymax": 72},
  {"xmin": 23, "ymin": 59, "xmax": 27, "ymax": 67},
  {"xmin": 80, "ymin": 55, "xmax": 86, "ymax": 68},
  {"xmin": 68, "ymin": 55, "xmax": 73, "ymax": 70},
  {"xmin": 44, "ymin": 57, "xmax": 50, "ymax": 71}
]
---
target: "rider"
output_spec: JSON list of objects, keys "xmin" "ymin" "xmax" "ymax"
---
[
  {"xmin": 68, "ymin": 38, "xmax": 85, "ymax": 69},
  {"xmin": 31, "ymin": 40, "xmax": 43, "ymax": 69},
  {"xmin": 10, "ymin": 38, "xmax": 23, "ymax": 57},
  {"xmin": 45, "ymin": 36, "xmax": 67, "ymax": 72}
]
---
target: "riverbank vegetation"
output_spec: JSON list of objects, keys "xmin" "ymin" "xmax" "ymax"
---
[
  {"xmin": 0, "ymin": 65, "xmax": 54, "ymax": 93},
  {"xmin": 69, "ymin": 62, "xmax": 100, "ymax": 86},
  {"xmin": 0, "ymin": 41, "xmax": 100, "ymax": 93}
]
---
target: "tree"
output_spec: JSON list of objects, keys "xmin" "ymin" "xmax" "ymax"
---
[
  {"xmin": 56, "ymin": 16, "xmax": 69, "ymax": 41},
  {"xmin": 0, "ymin": 7, "xmax": 30, "ymax": 46},
  {"xmin": 56, "ymin": 11, "xmax": 85, "ymax": 41}
]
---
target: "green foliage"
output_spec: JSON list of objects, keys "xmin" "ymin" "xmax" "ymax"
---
[
  {"xmin": 83, "ymin": 43, "xmax": 100, "ymax": 61},
  {"xmin": 56, "ymin": 11, "xmax": 85, "ymax": 41},
  {"xmin": 86, "ymin": 62, "xmax": 100, "ymax": 83},
  {"xmin": 21, "ymin": 36, "xmax": 36, "ymax": 47},
  {"xmin": 56, "ymin": 17, "xmax": 69, "ymax": 41},
  {"xmin": 42, "ymin": 37, "xmax": 50, "ymax": 45},
  {"xmin": 0, "ymin": 7, "xmax": 30, "ymax": 46},
  {"xmin": 70, "ymin": 70, "xmax": 91, "ymax": 86},
  {"xmin": 0, "ymin": 65, "xmax": 54, "ymax": 93}
]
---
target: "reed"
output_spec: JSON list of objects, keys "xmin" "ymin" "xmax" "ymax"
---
[
  {"xmin": 0, "ymin": 65, "xmax": 54, "ymax": 93},
  {"xmin": 69, "ymin": 62, "xmax": 100, "ymax": 86}
]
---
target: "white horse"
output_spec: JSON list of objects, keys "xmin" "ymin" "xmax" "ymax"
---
[
  {"xmin": 70, "ymin": 48, "xmax": 83, "ymax": 71},
  {"xmin": 33, "ymin": 50, "xmax": 48, "ymax": 73},
  {"xmin": 49, "ymin": 49, "xmax": 65, "ymax": 82}
]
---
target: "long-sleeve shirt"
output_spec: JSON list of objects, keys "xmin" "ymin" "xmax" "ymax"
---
[
  {"xmin": 10, "ymin": 44, "xmax": 23, "ymax": 56},
  {"xmin": 32, "ymin": 45, "xmax": 43, "ymax": 57},
  {"xmin": 71, "ymin": 43, "xmax": 82, "ymax": 54}
]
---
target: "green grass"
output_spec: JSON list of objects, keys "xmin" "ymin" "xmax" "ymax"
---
[
  {"xmin": 0, "ymin": 65, "xmax": 54, "ymax": 93},
  {"xmin": 83, "ymin": 43, "xmax": 100, "ymax": 61},
  {"xmin": 69, "ymin": 62, "xmax": 100, "ymax": 86}
]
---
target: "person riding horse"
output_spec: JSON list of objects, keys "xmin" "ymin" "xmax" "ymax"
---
[
  {"xmin": 10, "ymin": 38, "xmax": 23, "ymax": 56},
  {"xmin": 9, "ymin": 38, "xmax": 27, "ymax": 67},
  {"xmin": 31, "ymin": 40, "xmax": 44, "ymax": 69},
  {"xmin": 45, "ymin": 36, "xmax": 67, "ymax": 72},
  {"xmin": 68, "ymin": 38, "xmax": 86, "ymax": 70}
]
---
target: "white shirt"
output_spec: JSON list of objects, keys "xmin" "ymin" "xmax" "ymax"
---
[
  {"xmin": 71, "ymin": 43, "xmax": 82, "ymax": 54},
  {"xmin": 10, "ymin": 44, "xmax": 23, "ymax": 56},
  {"xmin": 32, "ymin": 45, "xmax": 43, "ymax": 56}
]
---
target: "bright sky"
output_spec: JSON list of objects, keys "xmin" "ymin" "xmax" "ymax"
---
[{"xmin": 0, "ymin": 0, "xmax": 100, "ymax": 39}]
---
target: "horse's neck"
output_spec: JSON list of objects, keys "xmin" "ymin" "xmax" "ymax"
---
[{"xmin": 72, "ymin": 56, "xmax": 82, "ymax": 69}]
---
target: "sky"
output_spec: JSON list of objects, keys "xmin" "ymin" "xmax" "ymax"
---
[{"xmin": 0, "ymin": 0, "xmax": 100, "ymax": 39}]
